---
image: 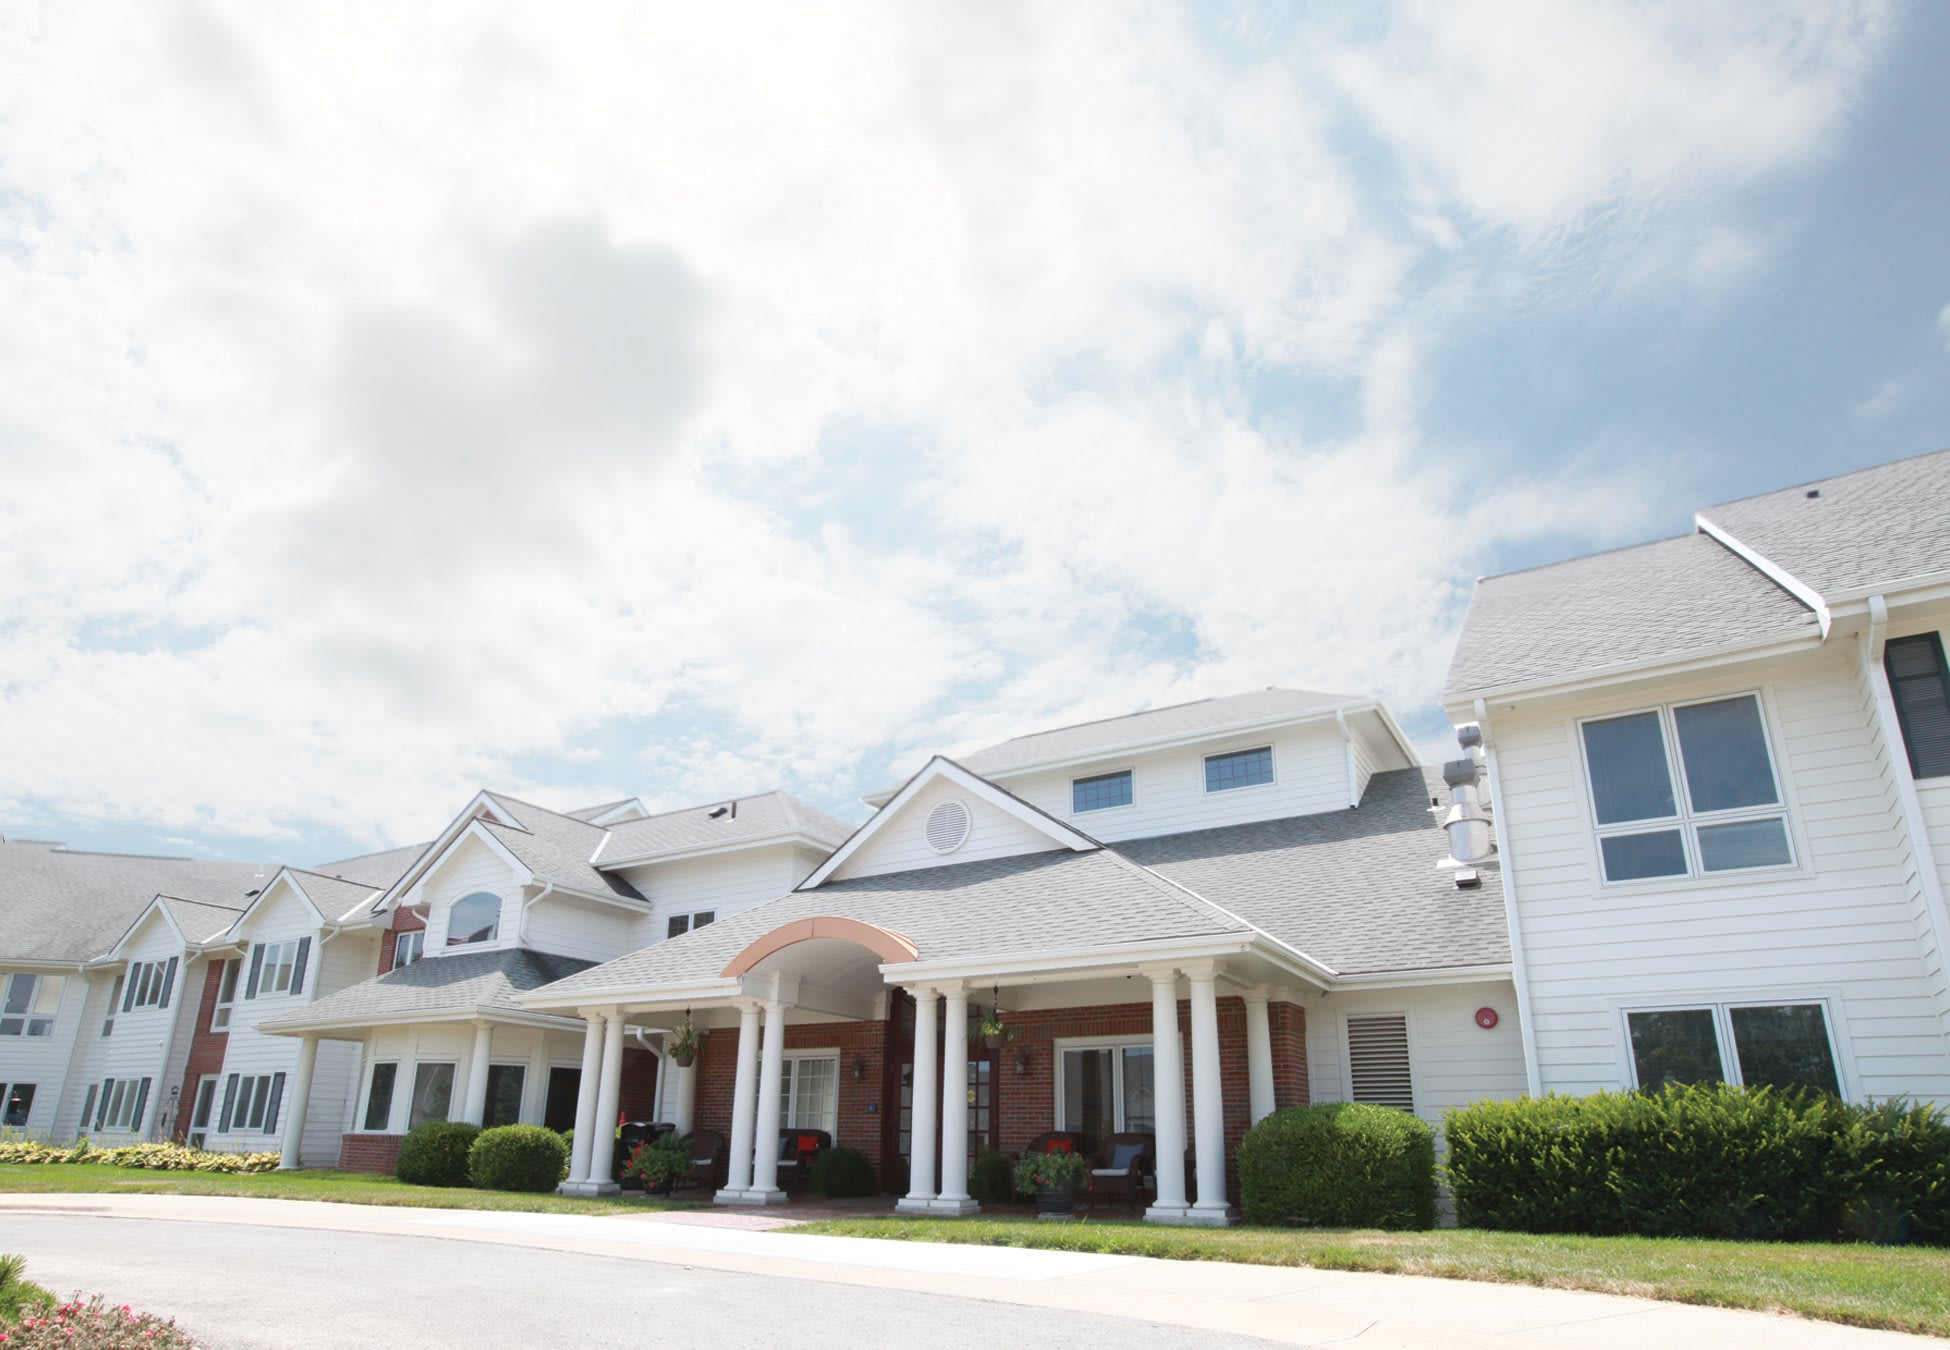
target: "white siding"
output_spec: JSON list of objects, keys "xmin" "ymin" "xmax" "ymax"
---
[
  {"xmin": 616, "ymin": 844, "xmax": 808, "ymax": 947},
  {"xmin": 59, "ymin": 915, "xmax": 187, "ymax": 1142},
  {"xmin": 833, "ymin": 777, "xmax": 1065, "ymax": 881},
  {"xmin": 353, "ymin": 1022, "xmax": 584, "ymax": 1134},
  {"xmin": 1000, "ymin": 721, "xmax": 1355, "ymax": 843},
  {"xmin": 418, "ymin": 834, "xmax": 523, "ymax": 955},
  {"xmin": 1308, "ymin": 981, "xmax": 1527, "ymax": 1134},
  {"xmin": 1493, "ymin": 643, "xmax": 1950, "ymax": 1104},
  {"xmin": 0, "ymin": 967, "xmax": 93, "ymax": 1137}
]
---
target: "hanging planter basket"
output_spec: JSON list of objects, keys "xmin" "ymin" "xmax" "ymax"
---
[{"xmin": 671, "ymin": 1046, "xmax": 697, "ymax": 1069}]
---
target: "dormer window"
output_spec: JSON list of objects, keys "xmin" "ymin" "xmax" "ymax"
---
[
  {"xmin": 447, "ymin": 893, "xmax": 501, "ymax": 947},
  {"xmin": 1204, "ymin": 746, "xmax": 1273, "ymax": 793},
  {"xmin": 1072, "ymin": 770, "xmax": 1133, "ymax": 813}
]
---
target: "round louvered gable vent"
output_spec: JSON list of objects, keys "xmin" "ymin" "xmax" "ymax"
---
[{"xmin": 925, "ymin": 800, "xmax": 972, "ymax": 854}]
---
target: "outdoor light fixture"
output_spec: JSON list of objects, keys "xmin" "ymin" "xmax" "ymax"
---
[
  {"xmin": 1013, "ymin": 1048, "xmax": 1031, "ymax": 1076},
  {"xmin": 851, "ymin": 1054, "xmax": 868, "ymax": 1082}
]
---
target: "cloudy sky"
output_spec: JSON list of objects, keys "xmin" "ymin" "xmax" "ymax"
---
[{"xmin": 3, "ymin": 1, "xmax": 1947, "ymax": 865}]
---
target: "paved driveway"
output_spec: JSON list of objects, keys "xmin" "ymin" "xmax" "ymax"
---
[{"xmin": 0, "ymin": 1195, "xmax": 1935, "ymax": 1350}]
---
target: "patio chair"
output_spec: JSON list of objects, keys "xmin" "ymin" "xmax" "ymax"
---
[
  {"xmin": 678, "ymin": 1128, "xmax": 725, "ymax": 1192},
  {"xmin": 1020, "ymin": 1130, "xmax": 1085, "ymax": 1158},
  {"xmin": 777, "ymin": 1128, "xmax": 833, "ymax": 1192},
  {"xmin": 1086, "ymin": 1132, "xmax": 1155, "ymax": 1212}
]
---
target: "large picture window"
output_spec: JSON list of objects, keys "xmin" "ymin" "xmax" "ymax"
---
[
  {"xmin": 0, "ymin": 973, "xmax": 64, "ymax": 1037},
  {"xmin": 776, "ymin": 1054, "xmax": 838, "ymax": 1134},
  {"xmin": 408, "ymin": 1063, "xmax": 456, "ymax": 1128},
  {"xmin": 1580, "ymin": 694, "xmax": 1792, "ymax": 883},
  {"xmin": 1626, "ymin": 1001, "xmax": 1841, "ymax": 1096},
  {"xmin": 446, "ymin": 894, "xmax": 501, "ymax": 947},
  {"xmin": 362, "ymin": 1062, "xmax": 399, "ymax": 1132},
  {"xmin": 484, "ymin": 1064, "xmax": 526, "ymax": 1129},
  {"xmin": 1057, "ymin": 1041, "xmax": 1155, "ymax": 1140}
]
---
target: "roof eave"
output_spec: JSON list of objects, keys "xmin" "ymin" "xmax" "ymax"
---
[
  {"xmin": 1443, "ymin": 629, "xmax": 1824, "ymax": 713},
  {"xmin": 595, "ymin": 830, "xmax": 844, "ymax": 873}
]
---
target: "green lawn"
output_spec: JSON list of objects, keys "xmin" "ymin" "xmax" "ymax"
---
[
  {"xmin": 0, "ymin": 1164, "xmax": 700, "ymax": 1217},
  {"xmin": 790, "ymin": 1216, "xmax": 1950, "ymax": 1339}
]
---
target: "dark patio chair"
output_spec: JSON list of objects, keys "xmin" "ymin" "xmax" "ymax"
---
[
  {"xmin": 678, "ymin": 1128, "xmax": 725, "ymax": 1192},
  {"xmin": 1020, "ymin": 1130, "xmax": 1085, "ymax": 1158},
  {"xmin": 777, "ymin": 1128, "xmax": 833, "ymax": 1192},
  {"xmin": 1086, "ymin": 1132, "xmax": 1155, "ymax": 1212}
]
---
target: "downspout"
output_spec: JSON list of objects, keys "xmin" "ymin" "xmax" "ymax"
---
[
  {"xmin": 1861, "ymin": 597, "xmax": 1950, "ymax": 1038},
  {"xmin": 1475, "ymin": 699, "xmax": 1543, "ymax": 1097},
  {"xmin": 521, "ymin": 884, "xmax": 556, "ymax": 946}
]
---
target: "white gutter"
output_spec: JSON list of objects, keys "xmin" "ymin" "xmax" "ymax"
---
[
  {"xmin": 513, "ymin": 978, "xmax": 742, "ymax": 1014},
  {"xmin": 1475, "ymin": 700, "xmax": 1542, "ymax": 1097},
  {"xmin": 1860, "ymin": 597, "xmax": 1950, "ymax": 1039},
  {"xmin": 1336, "ymin": 710, "xmax": 1358, "ymax": 807},
  {"xmin": 1694, "ymin": 512, "xmax": 1831, "ymax": 639},
  {"xmin": 1444, "ymin": 630, "xmax": 1823, "ymax": 716},
  {"xmin": 1331, "ymin": 963, "xmax": 1514, "ymax": 991}
]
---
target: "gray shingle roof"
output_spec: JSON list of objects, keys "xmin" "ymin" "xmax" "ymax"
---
[
  {"xmin": 285, "ymin": 869, "xmax": 388, "ymax": 924},
  {"xmin": 597, "ymin": 791, "xmax": 852, "ymax": 866},
  {"xmin": 258, "ymin": 947, "xmax": 596, "ymax": 1031},
  {"xmin": 0, "ymin": 841, "xmax": 275, "ymax": 963},
  {"xmin": 565, "ymin": 798, "xmax": 642, "ymax": 823},
  {"xmin": 479, "ymin": 794, "xmax": 645, "ymax": 900},
  {"xmin": 1445, "ymin": 533, "xmax": 1818, "ymax": 699},
  {"xmin": 1116, "ymin": 767, "xmax": 1510, "ymax": 975},
  {"xmin": 157, "ymin": 895, "xmax": 250, "ymax": 946},
  {"xmin": 534, "ymin": 848, "xmax": 1255, "ymax": 999},
  {"xmin": 310, "ymin": 842, "xmax": 428, "ymax": 890},
  {"xmin": 1699, "ymin": 447, "xmax": 1950, "ymax": 598}
]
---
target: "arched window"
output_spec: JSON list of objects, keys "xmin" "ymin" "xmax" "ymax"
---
[{"xmin": 446, "ymin": 893, "xmax": 501, "ymax": 947}]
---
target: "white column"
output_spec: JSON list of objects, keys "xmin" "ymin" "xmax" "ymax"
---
[
  {"xmin": 564, "ymin": 1015, "xmax": 605, "ymax": 1188},
  {"xmin": 896, "ymin": 988, "xmax": 940, "ymax": 1212},
  {"xmin": 747, "ymin": 1000, "xmax": 790, "ymax": 1202},
  {"xmin": 717, "ymin": 1003, "xmax": 762, "ymax": 1200},
  {"xmin": 1243, "ymin": 988, "xmax": 1276, "ymax": 1125},
  {"xmin": 584, "ymin": 1013, "xmax": 626, "ymax": 1193},
  {"xmin": 933, "ymin": 987, "xmax": 976, "ymax": 1213},
  {"xmin": 673, "ymin": 1061, "xmax": 697, "ymax": 1135},
  {"xmin": 461, "ymin": 1022, "xmax": 494, "ymax": 1126},
  {"xmin": 1144, "ymin": 970, "xmax": 1190, "ymax": 1221},
  {"xmin": 278, "ymin": 1035, "xmax": 319, "ymax": 1170},
  {"xmin": 1187, "ymin": 966, "xmax": 1235, "ymax": 1224}
]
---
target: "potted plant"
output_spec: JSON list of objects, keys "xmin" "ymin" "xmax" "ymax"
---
[
  {"xmin": 670, "ymin": 1019, "xmax": 700, "ymax": 1069},
  {"xmin": 1012, "ymin": 1147, "xmax": 1090, "ymax": 1217},
  {"xmin": 622, "ymin": 1131, "xmax": 693, "ymax": 1196},
  {"xmin": 976, "ymin": 1008, "xmax": 1011, "ymax": 1050}
]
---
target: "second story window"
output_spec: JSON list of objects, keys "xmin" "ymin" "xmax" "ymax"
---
[
  {"xmin": 446, "ymin": 894, "xmax": 501, "ymax": 947},
  {"xmin": 1886, "ymin": 633, "xmax": 1950, "ymax": 779},
  {"xmin": 124, "ymin": 959, "xmax": 178, "ymax": 1012},
  {"xmin": 1072, "ymin": 770, "xmax": 1133, "ymax": 813},
  {"xmin": 1, "ymin": 973, "xmax": 64, "ymax": 1037},
  {"xmin": 246, "ymin": 938, "xmax": 309, "ymax": 998},
  {"xmin": 210, "ymin": 959, "xmax": 240, "ymax": 1031},
  {"xmin": 393, "ymin": 929, "xmax": 425, "ymax": 968},
  {"xmin": 1580, "ymin": 693, "xmax": 1792, "ymax": 884},
  {"xmin": 667, "ymin": 910, "xmax": 716, "ymax": 940},
  {"xmin": 1204, "ymin": 746, "xmax": 1273, "ymax": 793}
]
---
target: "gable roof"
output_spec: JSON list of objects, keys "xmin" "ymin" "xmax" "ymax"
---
[
  {"xmin": 596, "ymin": 791, "xmax": 853, "ymax": 868},
  {"xmin": 1697, "ymin": 447, "xmax": 1950, "ymax": 600},
  {"xmin": 476, "ymin": 794, "xmax": 644, "ymax": 899},
  {"xmin": 0, "ymin": 840, "xmax": 274, "ymax": 964},
  {"xmin": 1445, "ymin": 533, "xmax": 1819, "ymax": 700},
  {"xmin": 156, "ymin": 895, "xmax": 250, "ymax": 947},
  {"xmin": 1115, "ymin": 766, "xmax": 1509, "ymax": 976},
  {"xmin": 258, "ymin": 947, "xmax": 595, "ymax": 1033},
  {"xmin": 565, "ymin": 798, "xmax": 647, "ymax": 824}
]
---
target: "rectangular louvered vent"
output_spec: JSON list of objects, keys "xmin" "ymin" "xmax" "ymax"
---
[{"xmin": 1346, "ymin": 1013, "xmax": 1414, "ymax": 1111}]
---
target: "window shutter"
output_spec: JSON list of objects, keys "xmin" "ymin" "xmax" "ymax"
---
[
  {"xmin": 265, "ymin": 1072, "xmax": 288, "ymax": 1134},
  {"xmin": 122, "ymin": 970, "xmax": 138, "ymax": 1013},
  {"xmin": 290, "ymin": 938, "xmax": 311, "ymax": 996},
  {"xmin": 95, "ymin": 1078, "xmax": 114, "ymax": 1130},
  {"xmin": 1346, "ymin": 1013, "xmax": 1415, "ymax": 1111},
  {"xmin": 131, "ymin": 1079, "xmax": 151, "ymax": 1134},
  {"xmin": 80, "ymin": 1085, "xmax": 97, "ymax": 1135},
  {"xmin": 219, "ymin": 1074, "xmax": 240, "ymax": 1132},
  {"xmin": 1887, "ymin": 634, "xmax": 1950, "ymax": 778},
  {"xmin": 246, "ymin": 944, "xmax": 264, "ymax": 999},
  {"xmin": 158, "ymin": 957, "xmax": 179, "ymax": 1010}
]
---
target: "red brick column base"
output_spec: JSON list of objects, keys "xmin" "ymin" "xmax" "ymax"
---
[{"xmin": 338, "ymin": 1133, "xmax": 405, "ymax": 1173}]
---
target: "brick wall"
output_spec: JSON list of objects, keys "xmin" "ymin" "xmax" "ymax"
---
[
  {"xmin": 339, "ymin": 1133, "xmax": 404, "ymax": 1173},
  {"xmin": 377, "ymin": 909, "xmax": 428, "ymax": 975},
  {"xmin": 1268, "ymin": 1000, "xmax": 1308, "ymax": 1110},
  {"xmin": 173, "ymin": 960, "xmax": 231, "ymax": 1140},
  {"xmin": 694, "ymin": 1019, "xmax": 888, "ymax": 1174}
]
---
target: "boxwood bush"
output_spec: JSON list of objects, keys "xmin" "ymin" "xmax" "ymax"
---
[
  {"xmin": 1237, "ymin": 1103, "xmax": 1436, "ymax": 1229},
  {"xmin": 809, "ymin": 1146, "xmax": 879, "ymax": 1198},
  {"xmin": 1444, "ymin": 1085, "xmax": 1950, "ymax": 1244},
  {"xmin": 394, "ymin": 1120, "xmax": 481, "ymax": 1187},
  {"xmin": 468, "ymin": 1124, "xmax": 569, "ymax": 1193}
]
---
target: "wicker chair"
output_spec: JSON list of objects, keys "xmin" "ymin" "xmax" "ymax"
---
[
  {"xmin": 678, "ymin": 1128, "xmax": 725, "ymax": 1192},
  {"xmin": 1086, "ymin": 1132, "xmax": 1155, "ymax": 1212},
  {"xmin": 1021, "ymin": 1130, "xmax": 1086, "ymax": 1158},
  {"xmin": 776, "ymin": 1128, "xmax": 834, "ymax": 1192}
]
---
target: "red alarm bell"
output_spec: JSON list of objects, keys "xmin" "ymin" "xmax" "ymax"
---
[{"xmin": 1474, "ymin": 1007, "xmax": 1498, "ymax": 1029}]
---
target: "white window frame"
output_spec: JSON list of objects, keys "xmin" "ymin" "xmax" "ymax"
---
[
  {"xmin": 392, "ymin": 929, "xmax": 425, "ymax": 968},
  {"xmin": 1202, "ymin": 743, "xmax": 1278, "ymax": 796},
  {"xmin": 126, "ymin": 960, "xmax": 170, "ymax": 1011},
  {"xmin": 1619, "ymin": 996, "xmax": 1847, "ymax": 1096},
  {"xmin": 407, "ymin": 1060, "xmax": 459, "ymax": 1130},
  {"xmin": 102, "ymin": 1079, "xmax": 137, "ymax": 1131},
  {"xmin": 224, "ymin": 1073, "xmax": 282, "ymax": 1134},
  {"xmin": 1577, "ymin": 691, "xmax": 1797, "ymax": 887},
  {"xmin": 211, "ymin": 959, "xmax": 240, "ymax": 1031},
  {"xmin": 102, "ymin": 974, "xmax": 123, "ymax": 1038},
  {"xmin": 1070, "ymin": 767, "xmax": 1137, "ymax": 816},
  {"xmin": 482, "ymin": 1062, "xmax": 528, "ymax": 1129},
  {"xmin": 776, "ymin": 1049, "xmax": 840, "ymax": 1134},
  {"xmin": 359, "ymin": 1060, "xmax": 401, "ymax": 1134},
  {"xmin": 187, "ymin": 1076, "xmax": 217, "ymax": 1148},
  {"xmin": 254, "ymin": 940, "xmax": 303, "ymax": 997},
  {"xmin": 444, "ymin": 893, "xmax": 502, "ymax": 948},
  {"xmin": 665, "ymin": 909, "xmax": 717, "ymax": 941},
  {"xmin": 1, "ymin": 1080, "xmax": 36, "ymax": 1128},
  {"xmin": 0, "ymin": 972, "xmax": 63, "ymax": 1037},
  {"xmin": 1052, "ymin": 1033, "xmax": 1160, "ymax": 1134}
]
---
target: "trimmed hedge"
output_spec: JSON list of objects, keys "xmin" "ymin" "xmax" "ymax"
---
[
  {"xmin": 969, "ymin": 1148, "xmax": 1013, "ymax": 1204},
  {"xmin": 394, "ymin": 1121, "xmax": 480, "ymax": 1188},
  {"xmin": 0, "ymin": 1140, "xmax": 280, "ymax": 1173},
  {"xmin": 809, "ymin": 1146, "xmax": 879, "ymax": 1199},
  {"xmin": 1444, "ymin": 1085, "xmax": 1950, "ymax": 1244},
  {"xmin": 468, "ymin": 1125, "xmax": 569, "ymax": 1193},
  {"xmin": 1237, "ymin": 1103, "xmax": 1436, "ymax": 1230}
]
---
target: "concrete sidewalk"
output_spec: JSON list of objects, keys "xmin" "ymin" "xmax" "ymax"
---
[{"xmin": 0, "ymin": 1194, "xmax": 1933, "ymax": 1349}]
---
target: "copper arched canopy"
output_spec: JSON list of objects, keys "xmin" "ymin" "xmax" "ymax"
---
[{"xmin": 718, "ymin": 916, "xmax": 921, "ymax": 978}]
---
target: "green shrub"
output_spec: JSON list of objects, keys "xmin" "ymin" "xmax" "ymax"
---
[
  {"xmin": 969, "ymin": 1148, "xmax": 1013, "ymax": 1204},
  {"xmin": 1444, "ymin": 1085, "xmax": 1950, "ymax": 1244},
  {"xmin": 395, "ymin": 1121, "xmax": 481, "ymax": 1187},
  {"xmin": 0, "ymin": 1140, "xmax": 279, "ymax": 1173},
  {"xmin": 1012, "ymin": 1148, "xmax": 1090, "ymax": 1194},
  {"xmin": 1238, "ymin": 1103, "xmax": 1436, "ymax": 1230},
  {"xmin": 0, "ymin": 1252, "xmax": 54, "ymax": 1325},
  {"xmin": 468, "ymin": 1125, "xmax": 569, "ymax": 1193},
  {"xmin": 622, "ymin": 1132, "xmax": 691, "ymax": 1190},
  {"xmin": 810, "ymin": 1146, "xmax": 879, "ymax": 1198}
]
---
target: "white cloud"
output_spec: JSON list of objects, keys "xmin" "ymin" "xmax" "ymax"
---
[
  {"xmin": 0, "ymin": 0, "xmax": 1897, "ymax": 852},
  {"xmin": 1853, "ymin": 377, "xmax": 1906, "ymax": 422},
  {"xmin": 1938, "ymin": 301, "xmax": 1950, "ymax": 352}
]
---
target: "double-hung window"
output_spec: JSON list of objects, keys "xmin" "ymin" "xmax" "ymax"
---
[
  {"xmin": 210, "ymin": 960, "xmax": 240, "ymax": 1030},
  {"xmin": 187, "ymin": 1077, "xmax": 217, "ymax": 1148},
  {"xmin": 1625, "ymin": 1001, "xmax": 1841, "ymax": 1096},
  {"xmin": 0, "ymin": 973, "xmax": 64, "ymax": 1037},
  {"xmin": 666, "ymin": 910, "xmax": 715, "ymax": 941},
  {"xmin": 92, "ymin": 1076, "xmax": 152, "ymax": 1134},
  {"xmin": 124, "ymin": 959, "xmax": 178, "ymax": 1012},
  {"xmin": 1886, "ymin": 633, "xmax": 1950, "ymax": 779},
  {"xmin": 218, "ymin": 1072, "xmax": 287, "ymax": 1134},
  {"xmin": 1072, "ymin": 769, "xmax": 1133, "ymax": 813},
  {"xmin": 246, "ymin": 938, "xmax": 309, "ymax": 999},
  {"xmin": 1057, "ymin": 1040, "xmax": 1156, "ymax": 1138},
  {"xmin": 362, "ymin": 1062, "xmax": 399, "ymax": 1132},
  {"xmin": 1580, "ymin": 693, "xmax": 1793, "ymax": 883},
  {"xmin": 776, "ymin": 1053, "xmax": 838, "ymax": 1134},
  {"xmin": 392, "ymin": 929, "xmax": 425, "ymax": 969}
]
